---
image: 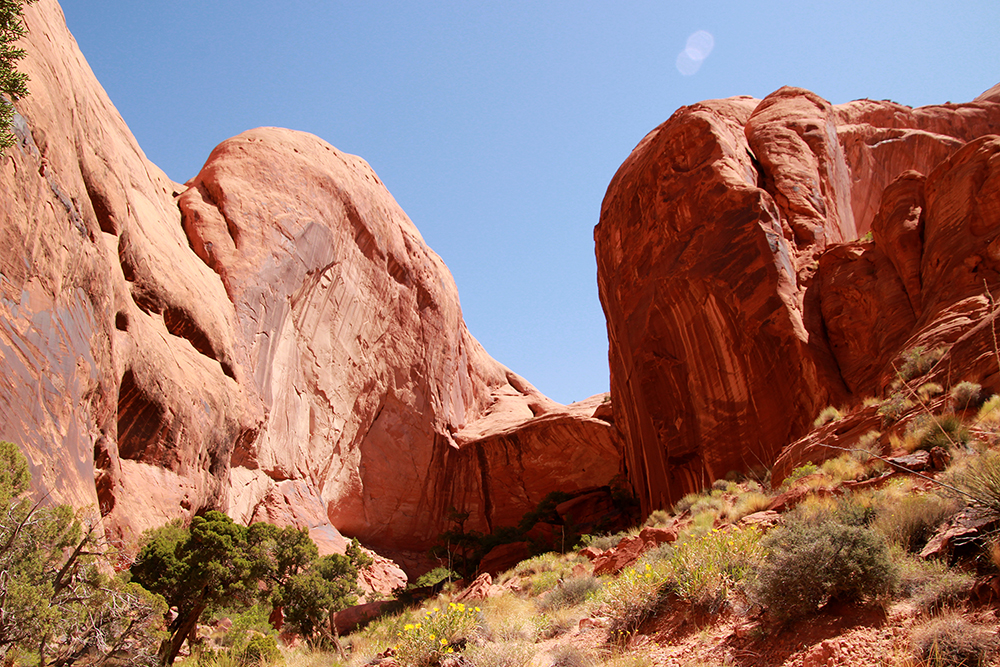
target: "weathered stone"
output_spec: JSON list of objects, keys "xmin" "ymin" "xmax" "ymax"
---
[
  {"xmin": 0, "ymin": 0, "xmax": 255, "ymax": 540},
  {"xmin": 739, "ymin": 510, "xmax": 781, "ymax": 528},
  {"xmin": 887, "ymin": 450, "xmax": 932, "ymax": 472},
  {"xmin": 331, "ymin": 600, "xmax": 398, "ymax": 636},
  {"xmin": 555, "ymin": 489, "xmax": 615, "ymax": 527},
  {"xmin": 477, "ymin": 541, "xmax": 531, "ymax": 577},
  {"xmin": 357, "ymin": 549, "xmax": 407, "ymax": 598},
  {"xmin": 597, "ymin": 83, "xmax": 1000, "ymax": 516},
  {"xmin": 590, "ymin": 524, "xmax": 677, "ymax": 576},
  {"xmin": 767, "ymin": 483, "xmax": 818, "ymax": 514},
  {"xmin": 920, "ymin": 509, "xmax": 998, "ymax": 560},
  {"xmin": 453, "ymin": 573, "xmax": 499, "ymax": 602}
]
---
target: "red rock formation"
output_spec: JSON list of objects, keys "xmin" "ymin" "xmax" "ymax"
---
[
  {"xmin": 0, "ymin": 0, "xmax": 253, "ymax": 532},
  {"xmin": 590, "ymin": 525, "xmax": 677, "ymax": 576},
  {"xmin": 0, "ymin": 0, "xmax": 622, "ymax": 568},
  {"xmin": 596, "ymin": 85, "xmax": 1000, "ymax": 516}
]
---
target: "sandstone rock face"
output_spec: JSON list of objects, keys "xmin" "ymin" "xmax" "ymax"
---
[
  {"xmin": 0, "ymin": 0, "xmax": 253, "ymax": 534},
  {"xmin": 596, "ymin": 86, "xmax": 1000, "ymax": 515},
  {"xmin": 1, "ymin": 0, "xmax": 622, "ymax": 566}
]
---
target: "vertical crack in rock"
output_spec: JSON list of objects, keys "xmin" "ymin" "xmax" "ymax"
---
[
  {"xmin": 116, "ymin": 369, "xmax": 168, "ymax": 463},
  {"xmin": 474, "ymin": 441, "xmax": 494, "ymax": 534}
]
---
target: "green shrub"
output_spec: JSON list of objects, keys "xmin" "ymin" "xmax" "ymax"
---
[
  {"xmin": 829, "ymin": 493, "xmax": 879, "ymax": 527},
  {"xmin": 0, "ymin": 442, "xmax": 165, "ymax": 666},
  {"xmin": 912, "ymin": 414, "xmax": 970, "ymax": 451},
  {"xmin": 899, "ymin": 345, "xmax": 945, "ymax": 381},
  {"xmin": 642, "ymin": 509, "xmax": 672, "ymax": 528},
  {"xmin": 710, "ymin": 478, "xmax": 732, "ymax": 492},
  {"xmin": 528, "ymin": 570, "xmax": 561, "ymax": 595},
  {"xmin": 751, "ymin": 516, "xmax": 898, "ymax": 621},
  {"xmin": 729, "ymin": 491, "xmax": 773, "ymax": 522},
  {"xmin": 910, "ymin": 613, "xmax": 997, "ymax": 667},
  {"xmin": 950, "ymin": 381, "xmax": 986, "ymax": 411},
  {"xmin": 513, "ymin": 551, "xmax": 561, "ymax": 576},
  {"xmin": 463, "ymin": 640, "xmax": 534, "ymax": 667},
  {"xmin": 0, "ymin": 0, "xmax": 37, "ymax": 151},
  {"xmin": 689, "ymin": 494, "xmax": 726, "ymax": 516},
  {"xmin": 548, "ymin": 645, "xmax": 596, "ymax": 667},
  {"xmin": 242, "ymin": 634, "xmax": 281, "ymax": 665},
  {"xmin": 538, "ymin": 575, "xmax": 601, "ymax": 611},
  {"xmin": 896, "ymin": 555, "xmax": 973, "ymax": 614},
  {"xmin": 665, "ymin": 526, "xmax": 764, "ymax": 611},
  {"xmin": 820, "ymin": 454, "xmax": 865, "ymax": 484},
  {"xmin": 394, "ymin": 602, "xmax": 481, "ymax": 667},
  {"xmin": 976, "ymin": 395, "xmax": 1000, "ymax": 425},
  {"xmin": 413, "ymin": 566, "xmax": 457, "ymax": 588},
  {"xmin": 918, "ymin": 382, "xmax": 945, "ymax": 402},
  {"xmin": 477, "ymin": 594, "xmax": 539, "ymax": 643},
  {"xmin": 578, "ymin": 532, "xmax": 625, "ymax": 551},
  {"xmin": 672, "ymin": 492, "xmax": 702, "ymax": 514},
  {"xmin": 781, "ymin": 462, "xmax": 818, "ymax": 488},
  {"xmin": 879, "ymin": 392, "xmax": 914, "ymax": 425}
]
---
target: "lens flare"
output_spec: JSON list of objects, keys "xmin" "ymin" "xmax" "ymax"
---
[{"xmin": 676, "ymin": 30, "xmax": 715, "ymax": 76}]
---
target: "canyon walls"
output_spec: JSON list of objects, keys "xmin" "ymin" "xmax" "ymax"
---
[
  {"xmin": 596, "ymin": 85, "xmax": 1000, "ymax": 515},
  {"xmin": 0, "ymin": 0, "xmax": 621, "ymax": 567}
]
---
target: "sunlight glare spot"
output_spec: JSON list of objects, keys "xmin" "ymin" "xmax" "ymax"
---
[{"xmin": 676, "ymin": 30, "xmax": 715, "ymax": 76}]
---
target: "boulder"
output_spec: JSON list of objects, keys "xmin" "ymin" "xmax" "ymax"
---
[
  {"xmin": 591, "ymin": 525, "xmax": 677, "ymax": 576},
  {"xmin": 477, "ymin": 541, "xmax": 531, "ymax": 577},
  {"xmin": 357, "ymin": 549, "xmax": 408, "ymax": 598},
  {"xmin": 767, "ymin": 483, "xmax": 817, "ymax": 514},
  {"xmin": 453, "ymin": 573, "xmax": 500, "ymax": 603},
  {"xmin": 920, "ymin": 508, "xmax": 998, "ymax": 560},
  {"xmin": 331, "ymin": 600, "xmax": 398, "ymax": 636},
  {"xmin": 886, "ymin": 450, "xmax": 932, "ymax": 473},
  {"xmin": 739, "ymin": 510, "xmax": 781, "ymax": 528}
]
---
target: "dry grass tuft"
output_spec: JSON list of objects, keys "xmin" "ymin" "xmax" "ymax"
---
[
  {"xmin": 910, "ymin": 613, "xmax": 997, "ymax": 666},
  {"xmin": 814, "ymin": 405, "xmax": 843, "ymax": 428},
  {"xmin": 463, "ymin": 639, "xmax": 534, "ymax": 667},
  {"xmin": 874, "ymin": 493, "xmax": 959, "ymax": 553},
  {"xmin": 479, "ymin": 592, "xmax": 542, "ymax": 643}
]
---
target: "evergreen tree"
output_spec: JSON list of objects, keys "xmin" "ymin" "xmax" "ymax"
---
[
  {"xmin": 0, "ymin": 441, "xmax": 164, "ymax": 666},
  {"xmin": 0, "ymin": 0, "xmax": 36, "ymax": 150},
  {"xmin": 131, "ymin": 511, "xmax": 259, "ymax": 665}
]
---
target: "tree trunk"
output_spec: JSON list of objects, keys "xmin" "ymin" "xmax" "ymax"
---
[{"xmin": 158, "ymin": 603, "xmax": 206, "ymax": 666}]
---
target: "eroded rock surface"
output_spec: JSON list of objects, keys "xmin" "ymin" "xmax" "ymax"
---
[
  {"xmin": 1, "ymin": 0, "xmax": 622, "ymax": 567},
  {"xmin": 596, "ymin": 86, "xmax": 1000, "ymax": 515}
]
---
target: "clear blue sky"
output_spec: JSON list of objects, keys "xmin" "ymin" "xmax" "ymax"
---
[{"xmin": 58, "ymin": 1, "xmax": 1000, "ymax": 404}]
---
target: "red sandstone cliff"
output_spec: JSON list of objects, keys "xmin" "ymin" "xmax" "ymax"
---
[
  {"xmin": 0, "ymin": 0, "xmax": 621, "ymax": 567},
  {"xmin": 596, "ymin": 85, "xmax": 1000, "ymax": 516}
]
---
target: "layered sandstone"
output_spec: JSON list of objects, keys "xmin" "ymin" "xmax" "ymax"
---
[
  {"xmin": 0, "ymin": 0, "xmax": 621, "ymax": 567},
  {"xmin": 596, "ymin": 85, "xmax": 1000, "ymax": 515}
]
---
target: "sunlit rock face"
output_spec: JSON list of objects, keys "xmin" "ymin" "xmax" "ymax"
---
[
  {"xmin": 596, "ymin": 85, "xmax": 1000, "ymax": 516},
  {"xmin": 0, "ymin": 0, "xmax": 622, "ymax": 564}
]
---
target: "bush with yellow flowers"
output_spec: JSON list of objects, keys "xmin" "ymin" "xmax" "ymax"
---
[
  {"xmin": 599, "ymin": 560, "xmax": 672, "ymax": 645},
  {"xmin": 394, "ymin": 600, "xmax": 482, "ymax": 666},
  {"xmin": 667, "ymin": 525, "xmax": 764, "ymax": 611}
]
